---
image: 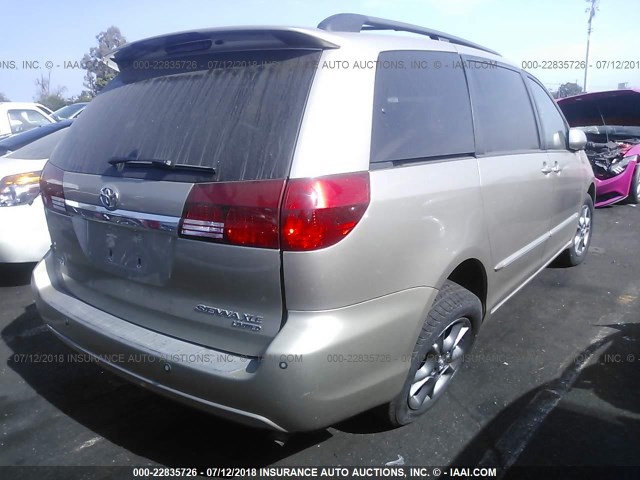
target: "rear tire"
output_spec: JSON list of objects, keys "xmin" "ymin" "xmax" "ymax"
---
[
  {"xmin": 556, "ymin": 195, "xmax": 594, "ymax": 267},
  {"xmin": 384, "ymin": 281, "xmax": 482, "ymax": 427},
  {"xmin": 627, "ymin": 166, "xmax": 640, "ymax": 204}
]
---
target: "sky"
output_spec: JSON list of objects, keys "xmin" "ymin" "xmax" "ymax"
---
[{"xmin": 0, "ymin": 0, "xmax": 638, "ymax": 102}]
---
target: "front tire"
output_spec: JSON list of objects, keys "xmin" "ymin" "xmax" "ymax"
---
[
  {"xmin": 627, "ymin": 166, "xmax": 640, "ymax": 204},
  {"xmin": 384, "ymin": 281, "xmax": 482, "ymax": 427},
  {"xmin": 556, "ymin": 195, "xmax": 594, "ymax": 267}
]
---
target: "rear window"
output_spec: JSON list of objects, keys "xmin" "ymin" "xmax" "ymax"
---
[
  {"xmin": 50, "ymin": 50, "xmax": 321, "ymax": 182},
  {"xmin": 370, "ymin": 51, "xmax": 475, "ymax": 163},
  {"xmin": 54, "ymin": 103, "xmax": 86, "ymax": 119}
]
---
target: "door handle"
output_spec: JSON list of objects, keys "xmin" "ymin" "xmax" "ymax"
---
[
  {"xmin": 552, "ymin": 162, "xmax": 563, "ymax": 174},
  {"xmin": 541, "ymin": 163, "xmax": 553, "ymax": 175}
]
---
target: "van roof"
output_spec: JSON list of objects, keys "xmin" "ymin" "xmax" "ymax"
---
[{"xmin": 107, "ymin": 14, "xmax": 508, "ymax": 70}]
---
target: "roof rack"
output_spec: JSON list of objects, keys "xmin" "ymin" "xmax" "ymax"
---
[{"xmin": 317, "ymin": 13, "xmax": 501, "ymax": 57}]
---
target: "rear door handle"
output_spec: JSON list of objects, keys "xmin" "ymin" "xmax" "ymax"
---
[{"xmin": 541, "ymin": 163, "xmax": 553, "ymax": 175}]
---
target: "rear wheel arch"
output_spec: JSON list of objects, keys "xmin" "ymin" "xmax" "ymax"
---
[
  {"xmin": 382, "ymin": 279, "xmax": 482, "ymax": 427},
  {"xmin": 443, "ymin": 259, "xmax": 487, "ymax": 316}
]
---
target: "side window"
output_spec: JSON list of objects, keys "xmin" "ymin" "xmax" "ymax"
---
[
  {"xmin": 8, "ymin": 109, "xmax": 51, "ymax": 134},
  {"xmin": 466, "ymin": 63, "xmax": 539, "ymax": 154},
  {"xmin": 370, "ymin": 51, "xmax": 474, "ymax": 163},
  {"xmin": 527, "ymin": 78, "xmax": 568, "ymax": 150}
]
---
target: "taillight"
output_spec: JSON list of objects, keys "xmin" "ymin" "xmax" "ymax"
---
[
  {"xmin": 180, "ymin": 179, "xmax": 285, "ymax": 249},
  {"xmin": 180, "ymin": 172, "xmax": 370, "ymax": 251},
  {"xmin": 281, "ymin": 172, "xmax": 370, "ymax": 251},
  {"xmin": 40, "ymin": 162, "xmax": 66, "ymax": 213}
]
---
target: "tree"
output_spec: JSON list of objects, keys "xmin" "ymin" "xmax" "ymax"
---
[
  {"xmin": 34, "ymin": 73, "xmax": 67, "ymax": 110},
  {"xmin": 76, "ymin": 91, "xmax": 95, "ymax": 103},
  {"xmin": 0, "ymin": 92, "xmax": 9, "ymax": 102},
  {"xmin": 81, "ymin": 26, "xmax": 126, "ymax": 97},
  {"xmin": 557, "ymin": 82, "xmax": 584, "ymax": 99}
]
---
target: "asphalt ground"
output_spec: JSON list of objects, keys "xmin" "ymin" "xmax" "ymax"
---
[{"xmin": 0, "ymin": 204, "xmax": 639, "ymax": 479}]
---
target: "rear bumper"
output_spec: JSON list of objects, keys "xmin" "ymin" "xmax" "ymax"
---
[{"xmin": 32, "ymin": 254, "xmax": 435, "ymax": 432}]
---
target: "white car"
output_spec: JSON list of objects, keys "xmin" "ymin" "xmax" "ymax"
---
[
  {"xmin": 0, "ymin": 102, "xmax": 57, "ymax": 139},
  {"xmin": 0, "ymin": 128, "xmax": 69, "ymax": 263}
]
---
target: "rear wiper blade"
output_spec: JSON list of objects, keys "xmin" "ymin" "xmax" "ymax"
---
[{"xmin": 108, "ymin": 157, "xmax": 216, "ymax": 174}]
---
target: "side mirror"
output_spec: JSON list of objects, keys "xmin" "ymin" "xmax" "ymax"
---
[{"xmin": 568, "ymin": 128, "xmax": 587, "ymax": 151}]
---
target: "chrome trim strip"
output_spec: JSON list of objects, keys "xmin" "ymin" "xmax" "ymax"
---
[
  {"xmin": 491, "ymin": 239, "xmax": 572, "ymax": 315},
  {"xmin": 494, "ymin": 213, "xmax": 579, "ymax": 272},
  {"xmin": 549, "ymin": 212, "xmax": 579, "ymax": 237},
  {"xmin": 495, "ymin": 233, "xmax": 549, "ymax": 272},
  {"xmin": 65, "ymin": 199, "xmax": 180, "ymax": 233}
]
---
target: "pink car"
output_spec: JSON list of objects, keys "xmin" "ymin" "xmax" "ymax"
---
[{"xmin": 558, "ymin": 89, "xmax": 640, "ymax": 207}]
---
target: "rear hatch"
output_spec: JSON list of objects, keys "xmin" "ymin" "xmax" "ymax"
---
[{"xmin": 41, "ymin": 41, "xmax": 323, "ymax": 357}]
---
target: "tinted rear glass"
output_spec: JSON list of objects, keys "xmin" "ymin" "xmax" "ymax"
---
[
  {"xmin": 371, "ymin": 51, "xmax": 475, "ymax": 163},
  {"xmin": 50, "ymin": 50, "xmax": 321, "ymax": 182},
  {"xmin": 54, "ymin": 103, "xmax": 86, "ymax": 119}
]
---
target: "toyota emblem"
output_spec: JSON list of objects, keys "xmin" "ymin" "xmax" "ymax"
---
[{"xmin": 99, "ymin": 186, "xmax": 119, "ymax": 211}]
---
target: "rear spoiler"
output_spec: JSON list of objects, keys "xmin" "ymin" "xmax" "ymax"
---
[{"xmin": 106, "ymin": 27, "xmax": 340, "ymax": 71}]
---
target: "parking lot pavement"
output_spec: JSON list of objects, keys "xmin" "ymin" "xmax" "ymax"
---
[{"xmin": 0, "ymin": 205, "xmax": 639, "ymax": 475}]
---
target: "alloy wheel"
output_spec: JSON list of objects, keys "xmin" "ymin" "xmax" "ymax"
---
[
  {"xmin": 574, "ymin": 204, "xmax": 591, "ymax": 256},
  {"xmin": 408, "ymin": 317, "xmax": 473, "ymax": 410}
]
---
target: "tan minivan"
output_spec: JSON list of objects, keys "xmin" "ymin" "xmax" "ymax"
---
[{"xmin": 33, "ymin": 14, "xmax": 595, "ymax": 432}]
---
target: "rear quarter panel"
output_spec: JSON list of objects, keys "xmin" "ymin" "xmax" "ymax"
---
[
  {"xmin": 283, "ymin": 158, "xmax": 492, "ymax": 312},
  {"xmin": 286, "ymin": 46, "xmax": 492, "ymax": 317}
]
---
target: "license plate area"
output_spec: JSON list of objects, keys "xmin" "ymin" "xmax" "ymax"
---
[{"xmin": 86, "ymin": 220, "xmax": 174, "ymax": 285}]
